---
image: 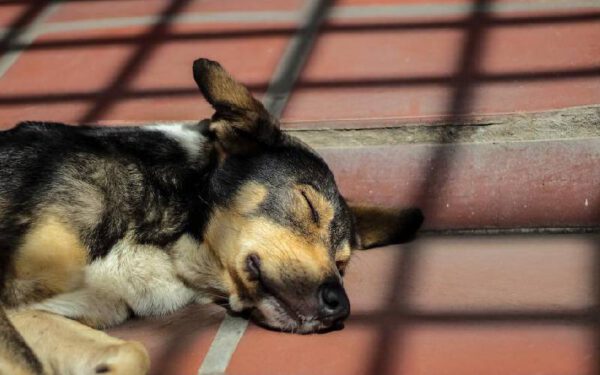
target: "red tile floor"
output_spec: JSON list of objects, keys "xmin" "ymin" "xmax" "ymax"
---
[{"xmin": 0, "ymin": 0, "xmax": 599, "ymax": 374}]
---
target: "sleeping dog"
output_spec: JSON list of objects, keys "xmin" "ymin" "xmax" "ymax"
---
[{"xmin": 0, "ymin": 58, "xmax": 423, "ymax": 375}]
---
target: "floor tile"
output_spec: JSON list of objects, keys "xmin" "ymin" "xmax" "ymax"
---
[
  {"xmin": 227, "ymin": 234, "xmax": 599, "ymax": 375},
  {"xmin": 393, "ymin": 325, "xmax": 593, "ymax": 375},
  {"xmin": 0, "ymin": 22, "xmax": 292, "ymax": 127},
  {"xmin": 107, "ymin": 304, "xmax": 225, "ymax": 375},
  {"xmin": 0, "ymin": 1, "xmax": 44, "ymax": 30},
  {"xmin": 347, "ymin": 236, "xmax": 596, "ymax": 314},
  {"xmin": 319, "ymin": 138, "xmax": 600, "ymax": 229},
  {"xmin": 282, "ymin": 10, "xmax": 600, "ymax": 125}
]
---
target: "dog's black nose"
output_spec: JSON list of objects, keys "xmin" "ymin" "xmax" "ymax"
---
[{"xmin": 318, "ymin": 281, "xmax": 350, "ymax": 324}]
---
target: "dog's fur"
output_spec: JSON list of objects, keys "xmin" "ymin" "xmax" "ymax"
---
[{"xmin": 0, "ymin": 59, "xmax": 423, "ymax": 374}]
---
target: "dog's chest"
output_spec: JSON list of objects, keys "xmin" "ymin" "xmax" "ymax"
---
[{"xmin": 86, "ymin": 239, "xmax": 196, "ymax": 316}]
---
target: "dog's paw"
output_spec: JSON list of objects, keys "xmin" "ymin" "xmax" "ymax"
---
[{"xmin": 93, "ymin": 341, "xmax": 150, "ymax": 375}]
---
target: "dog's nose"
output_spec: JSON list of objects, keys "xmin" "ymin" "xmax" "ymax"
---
[{"xmin": 318, "ymin": 281, "xmax": 350, "ymax": 323}]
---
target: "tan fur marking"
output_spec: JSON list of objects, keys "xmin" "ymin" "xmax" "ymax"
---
[
  {"xmin": 335, "ymin": 242, "xmax": 351, "ymax": 263},
  {"xmin": 232, "ymin": 182, "xmax": 268, "ymax": 215},
  {"xmin": 8, "ymin": 309, "xmax": 149, "ymax": 375},
  {"xmin": 201, "ymin": 180, "xmax": 338, "ymax": 313},
  {"xmin": 334, "ymin": 242, "xmax": 352, "ymax": 274},
  {"xmin": 201, "ymin": 65, "xmax": 258, "ymax": 111},
  {"xmin": 291, "ymin": 185, "xmax": 334, "ymax": 247},
  {"xmin": 14, "ymin": 215, "xmax": 87, "ymax": 297},
  {"xmin": 204, "ymin": 182, "xmax": 333, "ymax": 308},
  {"xmin": 0, "ymin": 307, "xmax": 44, "ymax": 375},
  {"xmin": 205, "ymin": 208, "xmax": 332, "ymax": 303},
  {"xmin": 171, "ymin": 235, "xmax": 225, "ymax": 304},
  {"xmin": 294, "ymin": 184, "xmax": 335, "ymax": 239},
  {"xmin": 243, "ymin": 217, "xmax": 332, "ymax": 276}
]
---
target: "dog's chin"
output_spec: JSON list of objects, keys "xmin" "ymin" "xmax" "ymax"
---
[{"xmin": 244, "ymin": 297, "xmax": 344, "ymax": 334}]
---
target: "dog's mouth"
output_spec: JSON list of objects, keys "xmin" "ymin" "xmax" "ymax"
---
[
  {"xmin": 224, "ymin": 291, "xmax": 347, "ymax": 334},
  {"xmin": 219, "ymin": 255, "xmax": 350, "ymax": 333},
  {"xmin": 245, "ymin": 296, "xmax": 345, "ymax": 334}
]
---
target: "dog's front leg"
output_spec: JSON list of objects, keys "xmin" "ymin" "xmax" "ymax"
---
[{"xmin": 8, "ymin": 309, "xmax": 149, "ymax": 375}]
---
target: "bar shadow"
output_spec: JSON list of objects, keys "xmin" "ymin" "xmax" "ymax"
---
[
  {"xmin": 0, "ymin": 2, "xmax": 597, "ymax": 121},
  {"xmin": 0, "ymin": 0, "xmax": 597, "ymax": 373},
  {"xmin": 4, "ymin": 11, "xmax": 599, "ymax": 52},
  {"xmin": 357, "ymin": 0, "xmax": 600, "ymax": 373},
  {"xmin": 0, "ymin": 0, "xmax": 51, "ymax": 57},
  {"xmin": 77, "ymin": 0, "xmax": 193, "ymax": 124}
]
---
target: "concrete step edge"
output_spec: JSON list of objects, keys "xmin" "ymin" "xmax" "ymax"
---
[{"xmin": 288, "ymin": 105, "xmax": 600, "ymax": 148}]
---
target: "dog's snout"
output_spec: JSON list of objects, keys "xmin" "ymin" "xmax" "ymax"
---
[{"xmin": 318, "ymin": 281, "xmax": 350, "ymax": 323}]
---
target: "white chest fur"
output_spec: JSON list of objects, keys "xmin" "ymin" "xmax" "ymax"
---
[
  {"xmin": 29, "ymin": 237, "xmax": 206, "ymax": 328},
  {"xmin": 86, "ymin": 239, "xmax": 197, "ymax": 317}
]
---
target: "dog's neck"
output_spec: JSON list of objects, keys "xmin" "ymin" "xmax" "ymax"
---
[{"xmin": 170, "ymin": 234, "xmax": 230, "ymax": 303}]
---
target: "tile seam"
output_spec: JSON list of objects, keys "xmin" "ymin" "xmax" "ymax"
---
[
  {"xmin": 41, "ymin": 10, "xmax": 301, "ymax": 34},
  {"xmin": 196, "ymin": 315, "xmax": 249, "ymax": 375},
  {"xmin": 23, "ymin": 0, "xmax": 598, "ymax": 36},
  {"xmin": 262, "ymin": 0, "xmax": 333, "ymax": 117},
  {"xmin": 196, "ymin": 0, "xmax": 328, "ymax": 374},
  {"xmin": 331, "ymin": 0, "xmax": 600, "ymax": 18}
]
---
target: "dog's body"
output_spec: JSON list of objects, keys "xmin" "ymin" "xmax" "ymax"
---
[
  {"xmin": 0, "ymin": 59, "xmax": 422, "ymax": 374},
  {"xmin": 1, "ymin": 121, "xmax": 215, "ymax": 317}
]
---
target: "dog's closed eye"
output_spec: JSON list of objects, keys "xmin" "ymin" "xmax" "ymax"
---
[
  {"xmin": 300, "ymin": 190, "xmax": 320, "ymax": 225},
  {"xmin": 246, "ymin": 253, "xmax": 261, "ymax": 281}
]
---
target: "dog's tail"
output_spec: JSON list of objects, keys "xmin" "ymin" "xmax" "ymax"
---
[{"xmin": 0, "ymin": 288, "xmax": 44, "ymax": 375}]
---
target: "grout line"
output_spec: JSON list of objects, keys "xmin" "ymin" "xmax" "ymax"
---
[
  {"xmin": 0, "ymin": 65, "xmax": 596, "ymax": 107},
  {"xmin": 197, "ymin": 315, "xmax": 249, "ymax": 375},
  {"xmin": 262, "ymin": 0, "xmax": 333, "ymax": 118},
  {"xmin": 196, "ymin": 1, "xmax": 328, "ymax": 373},
  {"xmin": 0, "ymin": 1, "xmax": 61, "ymax": 80},
  {"xmin": 76, "ymin": 0, "xmax": 191, "ymax": 124},
  {"xmin": 331, "ymin": 0, "xmax": 600, "ymax": 19},
  {"xmin": 24, "ymin": 0, "xmax": 598, "ymax": 36},
  {"xmin": 41, "ymin": 10, "xmax": 301, "ymax": 34}
]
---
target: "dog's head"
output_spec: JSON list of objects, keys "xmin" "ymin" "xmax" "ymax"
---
[{"xmin": 190, "ymin": 59, "xmax": 423, "ymax": 333}]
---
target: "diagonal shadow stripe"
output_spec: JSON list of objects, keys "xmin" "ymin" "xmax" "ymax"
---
[
  {"xmin": 77, "ymin": 0, "xmax": 193, "ymax": 124},
  {"xmin": 0, "ymin": 66, "xmax": 596, "ymax": 106},
  {"xmin": 365, "ymin": 0, "xmax": 494, "ymax": 373},
  {"xmin": 197, "ymin": 1, "xmax": 336, "ymax": 374}
]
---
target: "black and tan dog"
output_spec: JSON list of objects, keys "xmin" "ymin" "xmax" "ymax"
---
[{"xmin": 0, "ymin": 59, "xmax": 422, "ymax": 374}]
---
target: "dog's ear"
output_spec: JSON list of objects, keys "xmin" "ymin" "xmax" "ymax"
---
[
  {"xmin": 350, "ymin": 206, "xmax": 424, "ymax": 250},
  {"xmin": 193, "ymin": 58, "xmax": 281, "ymax": 155}
]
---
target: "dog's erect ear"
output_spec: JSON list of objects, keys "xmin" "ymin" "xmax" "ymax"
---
[
  {"xmin": 350, "ymin": 206, "xmax": 424, "ymax": 250},
  {"xmin": 193, "ymin": 58, "xmax": 281, "ymax": 155}
]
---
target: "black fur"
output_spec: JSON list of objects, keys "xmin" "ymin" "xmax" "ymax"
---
[
  {"xmin": 212, "ymin": 142, "xmax": 353, "ymax": 254},
  {"xmin": 0, "ymin": 121, "xmax": 355, "ymax": 267},
  {"xmin": 0, "ymin": 121, "xmax": 214, "ymax": 261}
]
